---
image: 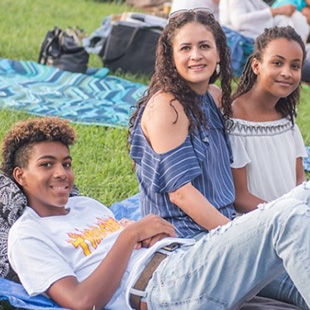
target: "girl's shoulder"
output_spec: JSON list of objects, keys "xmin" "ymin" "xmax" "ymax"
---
[{"xmin": 231, "ymin": 96, "xmax": 248, "ymax": 119}]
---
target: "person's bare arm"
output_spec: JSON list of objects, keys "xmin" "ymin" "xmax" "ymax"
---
[
  {"xmin": 169, "ymin": 182, "xmax": 231, "ymax": 230},
  {"xmin": 47, "ymin": 215, "xmax": 176, "ymax": 310},
  {"xmin": 271, "ymin": 4, "xmax": 296, "ymax": 16},
  {"xmin": 232, "ymin": 167, "xmax": 265, "ymax": 213},
  {"xmin": 296, "ymin": 157, "xmax": 306, "ymax": 185}
]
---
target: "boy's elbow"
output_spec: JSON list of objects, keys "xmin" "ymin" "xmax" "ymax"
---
[
  {"xmin": 67, "ymin": 295, "xmax": 107, "ymax": 310},
  {"xmin": 50, "ymin": 289, "xmax": 108, "ymax": 310}
]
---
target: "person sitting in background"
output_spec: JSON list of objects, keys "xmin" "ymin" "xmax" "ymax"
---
[
  {"xmin": 272, "ymin": 0, "xmax": 310, "ymax": 25},
  {"xmin": 170, "ymin": 0, "xmax": 220, "ymax": 19},
  {"xmin": 219, "ymin": 0, "xmax": 310, "ymax": 42}
]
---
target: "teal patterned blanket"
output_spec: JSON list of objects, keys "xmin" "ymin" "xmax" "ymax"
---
[{"xmin": 0, "ymin": 58, "xmax": 147, "ymax": 127}]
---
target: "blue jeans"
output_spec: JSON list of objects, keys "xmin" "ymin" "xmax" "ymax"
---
[
  {"xmin": 143, "ymin": 182, "xmax": 310, "ymax": 310},
  {"xmin": 259, "ymin": 272, "xmax": 308, "ymax": 309}
]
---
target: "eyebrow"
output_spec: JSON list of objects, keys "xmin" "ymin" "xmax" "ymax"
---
[
  {"xmin": 272, "ymin": 54, "xmax": 302, "ymax": 62},
  {"xmin": 37, "ymin": 155, "xmax": 72, "ymax": 161},
  {"xmin": 179, "ymin": 40, "xmax": 211, "ymax": 46}
]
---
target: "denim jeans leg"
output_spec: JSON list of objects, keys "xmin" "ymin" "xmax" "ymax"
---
[
  {"xmin": 144, "ymin": 197, "xmax": 310, "ymax": 310},
  {"xmin": 257, "ymin": 181, "xmax": 310, "ymax": 309},
  {"xmin": 258, "ymin": 271, "xmax": 309, "ymax": 309}
]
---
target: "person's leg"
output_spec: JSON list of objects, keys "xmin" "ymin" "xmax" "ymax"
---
[
  {"xmin": 144, "ymin": 186, "xmax": 310, "ymax": 309},
  {"xmin": 257, "ymin": 182, "xmax": 310, "ymax": 309},
  {"xmin": 258, "ymin": 272, "xmax": 308, "ymax": 309}
]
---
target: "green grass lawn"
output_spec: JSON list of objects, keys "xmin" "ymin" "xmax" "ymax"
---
[
  {"xmin": 0, "ymin": 0, "xmax": 309, "ymax": 308},
  {"xmin": 0, "ymin": 0, "xmax": 145, "ymax": 206}
]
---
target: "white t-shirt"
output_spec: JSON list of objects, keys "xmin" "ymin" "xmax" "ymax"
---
[
  {"xmin": 229, "ymin": 118, "xmax": 307, "ymax": 201},
  {"xmin": 8, "ymin": 196, "xmax": 193, "ymax": 309}
]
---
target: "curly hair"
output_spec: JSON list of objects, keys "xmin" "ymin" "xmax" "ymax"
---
[
  {"xmin": 128, "ymin": 9, "xmax": 233, "ymax": 135},
  {"xmin": 1, "ymin": 117, "xmax": 76, "ymax": 179},
  {"xmin": 233, "ymin": 26, "xmax": 306, "ymax": 124}
]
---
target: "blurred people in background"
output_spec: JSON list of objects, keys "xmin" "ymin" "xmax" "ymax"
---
[
  {"xmin": 272, "ymin": 0, "xmax": 310, "ymax": 25},
  {"xmin": 219, "ymin": 0, "xmax": 310, "ymax": 42},
  {"xmin": 170, "ymin": 0, "xmax": 220, "ymax": 19}
]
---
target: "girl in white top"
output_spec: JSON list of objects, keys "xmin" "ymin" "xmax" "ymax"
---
[{"xmin": 229, "ymin": 26, "xmax": 308, "ymax": 213}]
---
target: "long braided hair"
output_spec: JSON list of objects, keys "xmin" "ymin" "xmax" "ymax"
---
[
  {"xmin": 128, "ymin": 10, "xmax": 233, "ymax": 136},
  {"xmin": 233, "ymin": 26, "xmax": 306, "ymax": 124}
]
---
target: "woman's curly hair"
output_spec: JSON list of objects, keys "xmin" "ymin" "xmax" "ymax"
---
[
  {"xmin": 128, "ymin": 10, "xmax": 233, "ymax": 135},
  {"xmin": 233, "ymin": 26, "xmax": 306, "ymax": 124},
  {"xmin": 1, "ymin": 117, "xmax": 76, "ymax": 179}
]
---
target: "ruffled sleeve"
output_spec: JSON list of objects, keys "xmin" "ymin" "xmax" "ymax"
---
[
  {"xmin": 130, "ymin": 128, "xmax": 208, "ymax": 193},
  {"xmin": 293, "ymin": 124, "xmax": 308, "ymax": 158},
  {"xmin": 229, "ymin": 134, "xmax": 251, "ymax": 169}
]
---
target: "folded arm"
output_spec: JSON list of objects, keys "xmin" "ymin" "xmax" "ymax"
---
[{"xmin": 47, "ymin": 215, "xmax": 176, "ymax": 310}]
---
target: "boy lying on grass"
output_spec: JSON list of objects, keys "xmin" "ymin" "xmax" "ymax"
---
[{"xmin": 3, "ymin": 117, "xmax": 310, "ymax": 310}]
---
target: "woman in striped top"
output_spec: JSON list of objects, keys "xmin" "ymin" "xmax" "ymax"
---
[
  {"xmin": 128, "ymin": 10, "xmax": 309, "ymax": 308},
  {"xmin": 129, "ymin": 8, "xmax": 236, "ymax": 238}
]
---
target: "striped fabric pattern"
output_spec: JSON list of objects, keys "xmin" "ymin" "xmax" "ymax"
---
[{"xmin": 130, "ymin": 93, "xmax": 236, "ymax": 238}]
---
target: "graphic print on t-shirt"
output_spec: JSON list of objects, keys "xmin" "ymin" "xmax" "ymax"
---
[{"xmin": 67, "ymin": 216, "xmax": 121, "ymax": 256}]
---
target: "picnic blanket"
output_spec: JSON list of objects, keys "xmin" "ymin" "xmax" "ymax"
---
[{"xmin": 0, "ymin": 58, "xmax": 147, "ymax": 127}]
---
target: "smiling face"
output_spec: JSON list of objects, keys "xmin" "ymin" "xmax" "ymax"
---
[
  {"xmin": 252, "ymin": 38, "xmax": 303, "ymax": 99},
  {"xmin": 13, "ymin": 141, "xmax": 74, "ymax": 217},
  {"xmin": 172, "ymin": 22, "xmax": 220, "ymax": 94}
]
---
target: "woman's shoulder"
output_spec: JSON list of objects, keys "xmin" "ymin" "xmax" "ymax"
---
[
  {"xmin": 141, "ymin": 91, "xmax": 190, "ymax": 154},
  {"xmin": 144, "ymin": 91, "xmax": 184, "ymax": 113},
  {"xmin": 142, "ymin": 91, "xmax": 188, "ymax": 128},
  {"xmin": 207, "ymin": 84, "xmax": 222, "ymax": 107}
]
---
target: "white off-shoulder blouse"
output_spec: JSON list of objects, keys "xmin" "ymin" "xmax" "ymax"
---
[{"xmin": 229, "ymin": 118, "xmax": 307, "ymax": 201}]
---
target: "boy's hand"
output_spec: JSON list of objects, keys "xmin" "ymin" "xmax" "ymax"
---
[
  {"xmin": 140, "ymin": 233, "xmax": 171, "ymax": 248},
  {"xmin": 124, "ymin": 214, "xmax": 176, "ymax": 247},
  {"xmin": 119, "ymin": 218, "xmax": 135, "ymax": 228}
]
